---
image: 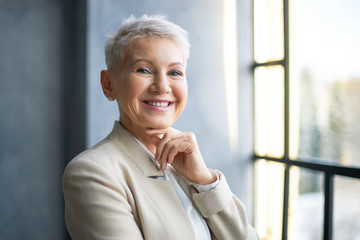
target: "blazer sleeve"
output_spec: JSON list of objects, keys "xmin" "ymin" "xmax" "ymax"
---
[
  {"xmin": 191, "ymin": 171, "xmax": 259, "ymax": 240},
  {"xmin": 62, "ymin": 158, "xmax": 144, "ymax": 240}
]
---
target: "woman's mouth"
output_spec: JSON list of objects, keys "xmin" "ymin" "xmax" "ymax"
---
[
  {"xmin": 143, "ymin": 100, "xmax": 174, "ymax": 111},
  {"xmin": 145, "ymin": 101, "xmax": 170, "ymax": 107}
]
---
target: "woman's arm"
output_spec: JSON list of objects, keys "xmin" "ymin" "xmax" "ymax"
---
[
  {"xmin": 191, "ymin": 171, "xmax": 259, "ymax": 240},
  {"xmin": 146, "ymin": 128, "xmax": 259, "ymax": 240}
]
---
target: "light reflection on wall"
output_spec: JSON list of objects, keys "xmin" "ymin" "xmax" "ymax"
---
[{"xmin": 223, "ymin": 0, "xmax": 238, "ymax": 152}]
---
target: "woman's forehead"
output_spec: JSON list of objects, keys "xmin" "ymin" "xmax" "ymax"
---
[{"xmin": 123, "ymin": 37, "xmax": 186, "ymax": 65}]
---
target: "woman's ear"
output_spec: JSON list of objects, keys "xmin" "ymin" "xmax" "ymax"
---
[{"xmin": 101, "ymin": 70, "xmax": 115, "ymax": 101}]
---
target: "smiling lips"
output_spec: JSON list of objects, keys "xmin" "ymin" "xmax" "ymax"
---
[{"xmin": 143, "ymin": 100, "xmax": 173, "ymax": 109}]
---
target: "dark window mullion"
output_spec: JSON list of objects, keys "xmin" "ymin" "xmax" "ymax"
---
[
  {"xmin": 324, "ymin": 173, "xmax": 334, "ymax": 240},
  {"xmin": 282, "ymin": 165, "xmax": 290, "ymax": 240},
  {"xmin": 254, "ymin": 155, "xmax": 360, "ymax": 179},
  {"xmin": 252, "ymin": 59, "xmax": 285, "ymax": 68},
  {"xmin": 282, "ymin": 0, "xmax": 290, "ymax": 239}
]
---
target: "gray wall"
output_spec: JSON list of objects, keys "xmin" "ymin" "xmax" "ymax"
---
[
  {"xmin": 87, "ymin": 0, "xmax": 254, "ymax": 211},
  {"xmin": 0, "ymin": 0, "xmax": 65, "ymax": 239},
  {"xmin": 0, "ymin": 0, "xmax": 254, "ymax": 239}
]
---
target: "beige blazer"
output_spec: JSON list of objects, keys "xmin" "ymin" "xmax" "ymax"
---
[{"xmin": 63, "ymin": 122, "xmax": 258, "ymax": 240}]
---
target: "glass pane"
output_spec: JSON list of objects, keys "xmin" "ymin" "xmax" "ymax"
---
[
  {"xmin": 254, "ymin": 0, "xmax": 284, "ymax": 62},
  {"xmin": 333, "ymin": 176, "xmax": 360, "ymax": 240},
  {"xmin": 288, "ymin": 167, "xmax": 324, "ymax": 240},
  {"xmin": 289, "ymin": 0, "xmax": 360, "ymax": 167},
  {"xmin": 254, "ymin": 160, "xmax": 284, "ymax": 240},
  {"xmin": 255, "ymin": 66, "xmax": 284, "ymax": 158}
]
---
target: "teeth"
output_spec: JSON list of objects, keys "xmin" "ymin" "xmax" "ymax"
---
[{"xmin": 148, "ymin": 101, "xmax": 169, "ymax": 107}]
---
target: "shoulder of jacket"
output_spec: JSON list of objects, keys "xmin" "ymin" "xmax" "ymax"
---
[{"xmin": 65, "ymin": 137, "xmax": 130, "ymax": 173}]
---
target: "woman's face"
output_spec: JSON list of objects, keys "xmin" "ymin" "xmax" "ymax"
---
[{"xmin": 111, "ymin": 37, "xmax": 188, "ymax": 134}]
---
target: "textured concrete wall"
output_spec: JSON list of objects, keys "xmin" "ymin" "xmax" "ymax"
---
[
  {"xmin": 0, "ymin": 0, "xmax": 64, "ymax": 239},
  {"xmin": 87, "ymin": 0, "xmax": 254, "ymax": 211}
]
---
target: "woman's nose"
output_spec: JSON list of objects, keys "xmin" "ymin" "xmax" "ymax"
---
[{"xmin": 150, "ymin": 73, "xmax": 171, "ymax": 93}]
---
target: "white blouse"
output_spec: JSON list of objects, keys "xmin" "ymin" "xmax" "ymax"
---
[{"xmin": 132, "ymin": 136, "xmax": 219, "ymax": 240}]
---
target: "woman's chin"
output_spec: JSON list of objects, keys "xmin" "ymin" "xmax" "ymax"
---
[{"xmin": 146, "ymin": 120, "xmax": 174, "ymax": 130}]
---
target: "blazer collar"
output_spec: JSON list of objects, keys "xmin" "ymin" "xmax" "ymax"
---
[{"xmin": 108, "ymin": 121, "xmax": 164, "ymax": 178}]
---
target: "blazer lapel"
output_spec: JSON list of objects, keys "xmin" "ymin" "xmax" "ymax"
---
[{"xmin": 108, "ymin": 121, "xmax": 196, "ymax": 240}]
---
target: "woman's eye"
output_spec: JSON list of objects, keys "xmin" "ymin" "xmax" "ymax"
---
[
  {"xmin": 169, "ymin": 71, "xmax": 182, "ymax": 77},
  {"xmin": 136, "ymin": 68, "xmax": 150, "ymax": 74}
]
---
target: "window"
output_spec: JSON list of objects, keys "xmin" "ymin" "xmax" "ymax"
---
[{"xmin": 253, "ymin": 0, "xmax": 360, "ymax": 239}]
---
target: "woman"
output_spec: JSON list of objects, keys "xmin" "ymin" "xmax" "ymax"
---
[{"xmin": 63, "ymin": 15, "xmax": 258, "ymax": 240}]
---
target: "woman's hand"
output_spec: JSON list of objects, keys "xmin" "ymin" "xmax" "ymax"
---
[{"xmin": 145, "ymin": 128, "xmax": 216, "ymax": 185}]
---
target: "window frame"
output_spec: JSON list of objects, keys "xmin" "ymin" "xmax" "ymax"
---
[{"xmin": 252, "ymin": 0, "xmax": 360, "ymax": 239}]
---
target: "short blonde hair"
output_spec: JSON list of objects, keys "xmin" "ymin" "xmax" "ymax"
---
[{"xmin": 105, "ymin": 15, "xmax": 190, "ymax": 73}]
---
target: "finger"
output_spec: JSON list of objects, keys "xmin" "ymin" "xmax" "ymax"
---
[
  {"xmin": 159, "ymin": 140, "xmax": 181, "ymax": 170},
  {"xmin": 145, "ymin": 128, "xmax": 169, "ymax": 151},
  {"xmin": 160, "ymin": 141, "xmax": 180, "ymax": 167},
  {"xmin": 156, "ymin": 131, "xmax": 173, "ymax": 162},
  {"xmin": 147, "ymin": 135, "xmax": 162, "ymax": 146},
  {"xmin": 145, "ymin": 128, "xmax": 167, "ymax": 135},
  {"xmin": 155, "ymin": 130, "xmax": 185, "ymax": 162},
  {"xmin": 159, "ymin": 136, "xmax": 194, "ymax": 169},
  {"xmin": 145, "ymin": 129, "xmax": 166, "ymax": 141}
]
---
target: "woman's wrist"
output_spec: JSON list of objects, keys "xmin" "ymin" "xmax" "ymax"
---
[
  {"xmin": 191, "ymin": 170, "xmax": 220, "ymax": 192},
  {"xmin": 191, "ymin": 169, "xmax": 217, "ymax": 185}
]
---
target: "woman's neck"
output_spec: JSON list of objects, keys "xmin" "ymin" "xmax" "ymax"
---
[{"xmin": 119, "ymin": 120, "xmax": 157, "ymax": 155}]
